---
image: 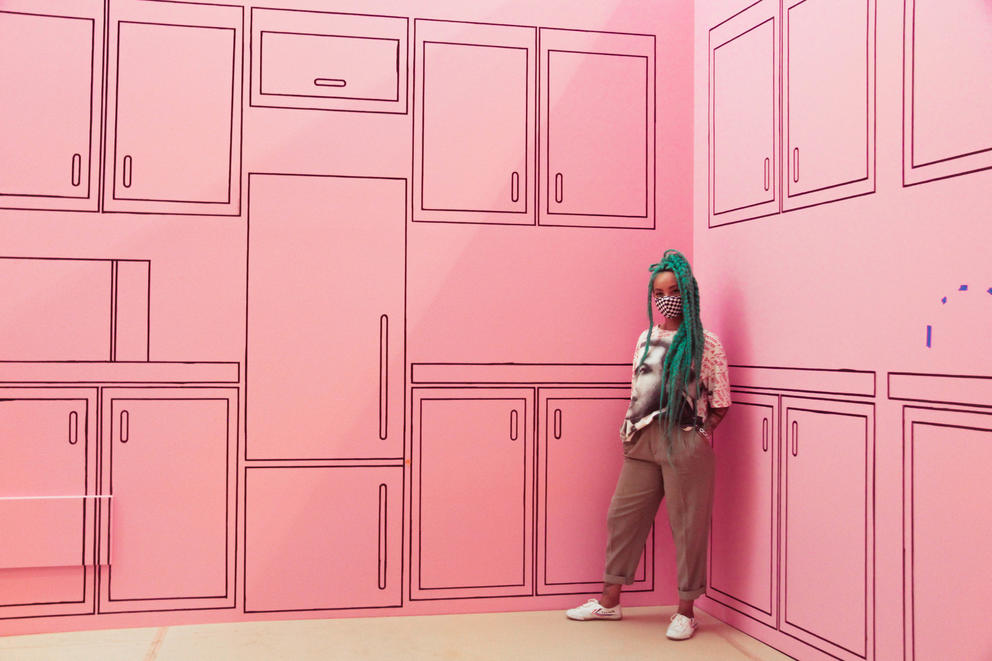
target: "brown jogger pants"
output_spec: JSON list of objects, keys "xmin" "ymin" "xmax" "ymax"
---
[{"xmin": 604, "ymin": 422, "xmax": 715, "ymax": 601}]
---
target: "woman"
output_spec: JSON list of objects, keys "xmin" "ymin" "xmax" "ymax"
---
[{"xmin": 566, "ymin": 249, "xmax": 730, "ymax": 641}]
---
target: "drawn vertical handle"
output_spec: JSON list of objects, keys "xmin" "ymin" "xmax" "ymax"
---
[
  {"xmin": 763, "ymin": 157, "xmax": 770, "ymax": 191},
  {"xmin": 71, "ymin": 153, "xmax": 81, "ymax": 187},
  {"xmin": 120, "ymin": 409, "xmax": 129, "ymax": 443},
  {"xmin": 554, "ymin": 172, "xmax": 563, "ymax": 203},
  {"xmin": 379, "ymin": 314, "xmax": 388, "ymax": 440},
  {"xmin": 791, "ymin": 420, "xmax": 798, "ymax": 456},
  {"xmin": 511, "ymin": 171, "xmax": 520, "ymax": 203},
  {"xmin": 793, "ymin": 148, "xmax": 799, "ymax": 183},
  {"xmin": 553, "ymin": 408, "xmax": 562, "ymax": 440},
  {"xmin": 762, "ymin": 417, "xmax": 768, "ymax": 452},
  {"xmin": 510, "ymin": 409, "xmax": 519, "ymax": 441},
  {"xmin": 123, "ymin": 155, "xmax": 132, "ymax": 188},
  {"xmin": 69, "ymin": 410, "xmax": 79, "ymax": 445},
  {"xmin": 377, "ymin": 483, "xmax": 387, "ymax": 590}
]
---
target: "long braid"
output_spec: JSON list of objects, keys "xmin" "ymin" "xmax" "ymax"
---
[{"xmin": 637, "ymin": 249, "xmax": 704, "ymax": 436}]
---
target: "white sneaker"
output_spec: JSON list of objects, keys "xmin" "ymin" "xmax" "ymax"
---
[
  {"xmin": 666, "ymin": 612, "xmax": 698, "ymax": 640},
  {"xmin": 565, "ymin": 599, "xmax": 622, "ymax": 621}
]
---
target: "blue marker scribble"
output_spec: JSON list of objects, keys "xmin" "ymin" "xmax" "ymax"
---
[
  {"xmin": 959, "ymin": 284, "xmax": 968, "ymax": 291},
  {"xmin": 987, "ymin": 287, "xmax": 992, "ymax": 296},
  {"xmin": 926, "ymin": 325, "xmax": 932, "ymax": 348},
  {"xmin": 941, "ymin": 296, "xmax": 947, "ymax": 304}
]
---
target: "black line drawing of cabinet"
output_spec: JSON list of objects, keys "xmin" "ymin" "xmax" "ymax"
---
[
  {"xmin": 708, "ymin": 0, "xmax": 780, "ymax": 227},
  {"xmin": 250, "ymin": 8, "xmax": 408, "ymax": 114},
  {"xmin": 0, "ymin": 388, "xmax": 99, "ymax": 620},
  {"xmin": 539, "ymin": 29, "xmax": 655, "ymax": 229},
  {"xmin": 783, "ymin": 0, "xmax": 875, "ymax": 211},
  {"xmin": 413, "ymin": 20, "xmax": 536, "ymax": 226},
  {"xmin": 903, "ymin": 0, "xmax": 992, "ymax": 186},
  {"xmin": 102, "ymin": 0, "xmax": 243, "ymax": 216},
  {"xmin": 0, "ymin": 0, "xmax": 104, "ymax": 212}
]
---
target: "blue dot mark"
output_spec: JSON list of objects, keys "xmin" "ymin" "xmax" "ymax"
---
[
  {"xmin": 987, "ymin": 287, "xmax": 992, "ymax": 296},
  {"xmin": 959, "ymin": 284, "xmax": 968, "ymax": 291},
  {"xmin": 926, "ymin": 325, "xmax": 932, "ymax": 348},
  {"xmin": 941, "ymin": 296, "xmax": 947, "ymax": 304}
]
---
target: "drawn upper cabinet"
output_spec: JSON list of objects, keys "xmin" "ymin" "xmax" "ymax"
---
[
  {"xmin": 539, "ymin": 29, "xmax": 654, "ymax": 229},
  {"xmin": 903, "ymin": 0, "xmax": 992, "ymax": 185},
  {"xmin": 250, "ymin": 8, "xmax": 407, "ymax": 114},
  {"xmin": 0, "ymin": 0, "xmax": 104, "ymax": 212},
  {"xmin": 783, "ymin": 0, "xmax": 875, "ymax": 211},
  {"xmin": 708, "ymin": 0, "xmax": 779, "ymax": 227},
  {"xmin": 413, "ymin": 20, "xmax": 536, "ymax": 225},
  {"xmin": 103, "ymin": 0, "xmax": 243, "ymax": 216}
]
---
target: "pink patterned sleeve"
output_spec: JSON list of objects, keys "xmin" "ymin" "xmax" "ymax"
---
[{"xmin": 701, "ymin": 331, "xmax": 731, "ymax": 409}]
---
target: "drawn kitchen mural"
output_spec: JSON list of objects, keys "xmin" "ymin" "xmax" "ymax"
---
[{"xmin": 1, "ymin": 0, "xmax": 989, "ymax": 659}]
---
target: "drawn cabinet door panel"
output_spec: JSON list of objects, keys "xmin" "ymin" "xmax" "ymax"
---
[
  {"xmin": 782, "ymin": 397, "xmax": 873, "ymax": 661},
  {"xmin": 539, "ymin": 29, "xmax": 654, "ymax": 228},
  {"xmin": 414, "ymin": 20, "xmax": 536, "ymax": 225},
  {"xmin": 784, "ymin": 0, "xmax": 875, "ymax": 211},
  {"xmin": 537, "ymin": 388, "xmax": 652, "ymax": 595},
  {"xmin": 0, "ymin": 0, "xmax": 103, "ymax": 211},
  {"xmin": 904, "ymin": 407, "xmax": 992, "ymax": 661},
  {"xmin": 904, "ymin": 0, "xmax": 992, "ymax": 185},
  {"xmin": 0, "ymin": 389, "xmax": 97, "ymax": 619},
  {"xmin": 100, "ymin": 388, "xmax": 237, "ymax": 612},
  {"xmin": 244, "ymin": 466, "xmax": 402, "ymax": 612},
  {"xmin": 707, "ymin": 391, "xmax": 777, "ymax": 627},
  {"xmin": 104, "ymin": 0, "xmax": 242, "ymax": 215},
  {"xmin": 709, "ymin": 0, "xmax": 779, "ymax": 227},
  {"xmin": 247, "ymin": 174, "xmax": 405, "ymax": 460},
  {"xmin": 412, "ymin": 388, "xmax": 533, "ymax": 599}
]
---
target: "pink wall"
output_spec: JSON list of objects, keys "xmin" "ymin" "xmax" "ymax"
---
[
  {"xmin": 0, "ymin": 0, "xmax": 694, "ymax": 637},
  {"xmin": 693, "ymin": 1, "xmax": 992, "ymax": 660}
]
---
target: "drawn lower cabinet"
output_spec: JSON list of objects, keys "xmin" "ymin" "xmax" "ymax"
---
[
  {"xmin": 539, "ymin": 29, "xmax": 654, "ymax": 228},
  {"xmin": 708, "ymin": 0, "xmax": 779, "ymax": 227},
  {"xmin": 0, "ymin": 389, "xmax": 98, "ymax": 619},
  {"xmin": 902, "ymin": 407, "xmax": 992, "ymax": 661},
  {"xmin": 783, "ymin": 0, "xmax": 875, "ymax": 210},
  {"xmin": 247, "ymin": 174, "xmax": 405, "ymax": 460},
  {"xmin": 411, "ymin": 388, "xmax": 534, "ymax": 599},
  {"xmin": 537, "ymin": 389, "xmax": 652, "ymax": 595},
  {"xmin": 244, "ymin": 466, "xmax": 402, "ymax": 612},
  {"xmin": 99, "ymin": 388, "xmax": 237, "ymax": 612},
  {"xmin": 707, "ymin": 392, "xmax": 777, "ymax": 627},
  {"xmin": 413, "ymin": 20, "xmax": 536, "ymax": 225},
  {"xmin": 903, "ymin": 0, "xmax": 992, "ymax": 185},
  {"xmin": 0, "ymin": 0, "xmax": 104, "ymax": 212},
  {"xmin": 103, "ymin": 0, "xmax": 242, "ymax": 215},
  {"xmin": 782, "ymin": 397, "xmax": 873, "ymax": 660}
]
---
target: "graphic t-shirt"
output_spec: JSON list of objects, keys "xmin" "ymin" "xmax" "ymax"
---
[{"xmin": 619, "ymin": 326, "xmax": 731, "ymax": 442}]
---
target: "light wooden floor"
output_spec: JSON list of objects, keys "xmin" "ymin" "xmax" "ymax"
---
[{"xmin": 0, "ymin": 607, "xmax": 794, "ymax": 661}]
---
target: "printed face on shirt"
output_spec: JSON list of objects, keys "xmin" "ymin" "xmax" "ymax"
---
[{"xmin": 628, "ymin": 333, "xmax": 672, "ymax": 422}]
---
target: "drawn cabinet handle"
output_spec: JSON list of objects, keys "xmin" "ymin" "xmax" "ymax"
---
[
  {"xmin": 379, "ymin": 314, "xmax": 388, "ymax": 440},
  {"xmin": 120, "ymin": 409, "xmax": 129, "ymax": 443},
  {"xmin": 68, "ymin": 410, "xmax": 79, "ymax": 445},
  {"xmin": 761, "ymin": 417, "xmax": 768, "ymax": 452},
  {"xmin": 554, "ymin": 172, "xmax": 563, "ymax": 203},
  {"xmin": 793, "ymin": 147, "xmax": 799, "ymax": 183},
  {"xmin": 510, "ymin": 409, "xmax": 519, "ymax": 441},
  {"xmin": 122, "ymin": 155, "xmax": 132, "ymax": 188},
  {"xmin": 314, "ymin": 78, "xmax": 346, "ymax": 87},
  {"xmin": 791, "ymin": 420, "xmax": 798, "ymax": 457},
  {"xmin": 553, "ymin": 408, "xmax": 562, "ymax": 440},
  {"xmin": 763, "ymin": 157, "xmax": 770, "ymax": 191},
  {"xmin": 71, "ymin": 153, "xmax": 82, "ymax": 187},
  {"xmin": 377, "ymin": 483, "xmax": 388, "ymax": 590},
  {"xmin": 511, "ymin": 171, "xmax": 520, "ymax": 203}
]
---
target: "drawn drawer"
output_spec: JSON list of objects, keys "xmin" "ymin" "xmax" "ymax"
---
[{"xmin": 250, "ymin": 8, "xmax": 408, "ymax": 114}]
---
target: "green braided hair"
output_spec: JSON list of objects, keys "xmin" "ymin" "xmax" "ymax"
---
[{"xmin": 637, "ymin": 249, "xmax": 705, "ymax": 435}]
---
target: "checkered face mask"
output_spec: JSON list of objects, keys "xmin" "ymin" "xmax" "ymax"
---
[{"xmin": 654, "ymin": 294, "xmax": 683, "ymax": 318}]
